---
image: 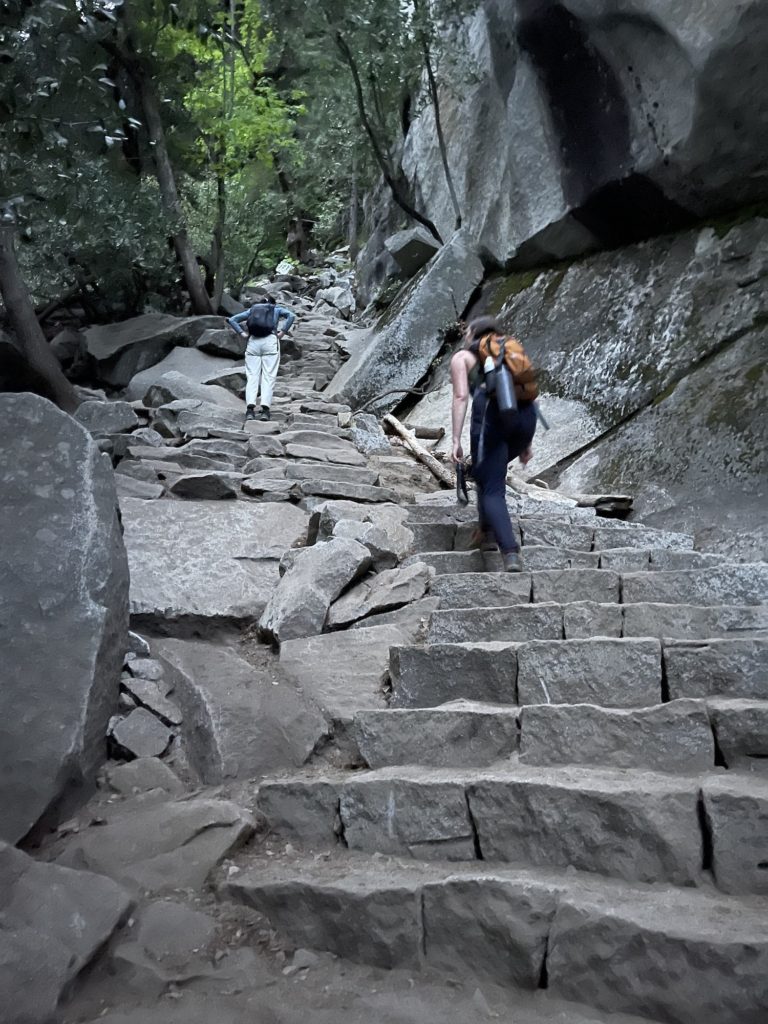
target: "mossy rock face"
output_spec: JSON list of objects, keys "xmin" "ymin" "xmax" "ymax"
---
[
  {"xmin": 558, "ymin": 329, "xmax": 767, "ymax": 543},
  {"xmin": 476, "ymin": 217, "xmax": 768, "ymax": 431}
]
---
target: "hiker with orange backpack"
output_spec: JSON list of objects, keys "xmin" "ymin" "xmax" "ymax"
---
[{"xmin": 450, "ymin": 316, "xmax": 538, "ymax": 572}]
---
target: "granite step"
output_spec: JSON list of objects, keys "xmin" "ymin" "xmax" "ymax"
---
[
  {"xmin": 426, "ymin": 563, "xmax": 767, "ymax": 608},
  {"xmin": 520, "ymin": 520, "xmax": 694, "ymax": 552},
  {"xmin": 394, "ymin": 636, "xmax": 767, "ymax": 707},
  {"xmin": 707, "ymin": 697, "xmax": 768, "ymax": 771},
  {"xmin": 352, "ymin": 701, "xmax": 520, "ymax": 768},
  {"xmin": 405, "ymin": 550, "xmax": 492, "ymax": 574},
  {"xmin": 428, "ymin": 565, "xmax": 626, "ymax": 602},
  {"xmin": 407, "ymin": 521, "xmax": 459, "ymax": 553},
  {"xmin": 354, "ymin": 697, "xmax": 716, "ymax": 774},
  {"xmin": 406, "ymin": 538, "xmax": 727, "ymax": 573},
  {"xmin": 391, "ymin": 637, "xmax": 663, "ymax": 709},
  {"xmin": 425, "ymin": 603, "xmax": 563, "ymax": 645},
  {"xmin": 221, "ymin": 855, "xmax": 768, "ymax": 1024},
  {"xmin": 664, "ymin": 638, "xmax": 768, "ymax": 700},
  {"xmin": 600, "ymin": 547, "xmax": 727, "ymax": 572},
  {"xmin": 427, "ymin": 600, "xmax": 768, "ymax": 643},
  {"xmin": 254, "ymin": 762, "xmax": 768, "ymax": 894},
  {"xmin": 420, "ymin": 559, "xmax": 623, "ymax": 601},
  {"xmin": 518, "ymin": 699, "xmax": 715, "ymax": 772},
  {"xmin": 623, "ymin": 564, "xmax": 768, "ymax": 606}
]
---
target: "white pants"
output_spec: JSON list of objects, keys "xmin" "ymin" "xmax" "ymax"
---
[{"xmin": 245, "ymin": 334, "xmax": 280, "ymax": 408}]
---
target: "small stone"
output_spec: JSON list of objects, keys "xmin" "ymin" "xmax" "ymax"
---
[
  {"xmin": 118, "ymin": 691, "xmax": 138, "ymax": 713},
  {"xmin": 168, "ymin": 471, "xmax": 240, "ymax": 500},
  {"xmin": 472, "ymin": 987, "xmax": 494, "ymax": 1018},
  {"xmin": 106, "ymin": 758, "xmax": 184, "ymax": 796},
  {"xmin": 121, "ymin": 677, "xmax": 182, "ymax": 726},
  {"xmin": 292, "ymin": 948, "xmax": 321, "ymax": 970},
  {"xmin": 126, "ymin": 658, "xmax": 164, "ymax": 682},
  {"xmin": 75, "ymin": 399, "xmax": 140, "ymax": 435},
  {"xmin": 110, "ymin": 708, "xmax": 173, "ymax": 759},
  {"xmin": 127, "ymin": 632, "xmax": 151, "ymax": 657}
]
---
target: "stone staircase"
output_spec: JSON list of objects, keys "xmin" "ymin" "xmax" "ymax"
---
[{"xmin": 222, "ymin": 503, "xmax": 768, "ymax": 1024}]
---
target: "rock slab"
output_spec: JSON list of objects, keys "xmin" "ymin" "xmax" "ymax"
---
[
  {"xmin": 0, "ymin": 395, "xmax": 129, "ymax": 843},
  {"xmin": 154, "ymin": 638, "xmax": 328, "ymax": 783},
  {"xmin": 0, "ymin": 842, "xmax": 131, "ymax": 1024},
  {"xmin": 121, "ymin": 497, "xmax": 308, "ymax": 629}
]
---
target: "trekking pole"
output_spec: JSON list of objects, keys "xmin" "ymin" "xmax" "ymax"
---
[
  {"xmin": 534, "ymin": 402, "xmax": 550, "ymax": 431},
  {"xmin": 449, "ymin": 290, "xmax": 465, "ymax": 334}
]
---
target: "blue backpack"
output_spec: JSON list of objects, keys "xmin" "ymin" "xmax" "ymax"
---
[{"xmin": 246, "ymin": 303, "xmax": 276, "ymax": 337}]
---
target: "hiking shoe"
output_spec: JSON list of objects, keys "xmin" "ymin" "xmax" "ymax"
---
[
  {"xmin": 469, "ymin": 528, "xmax": 497, "ymax": 552},
  {"xmin": 259, "ymin": 406, "xmax": 271, "ymax": 421},
  {"xmin": 456, "ymin": 462, "xmax": 469, "ymax": 506},
  {"xmin": 502, "ymin": 550, "xmax": 523, "ymax": 573},
  {"xmin": 245, "ymin": 406, "xmax": 256, "ymax": 422}
]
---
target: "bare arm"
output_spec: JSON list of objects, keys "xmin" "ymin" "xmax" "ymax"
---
[{"xmin": 450, "ymin": 350, "xmax": 476, "ymax": 463}]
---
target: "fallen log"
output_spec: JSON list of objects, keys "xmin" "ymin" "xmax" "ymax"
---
[
  {"xmin": 382, "ymin": 413, "xmax": 453, "ymax": 488},
  {"xmin": 414, "ymin": 426, "xmax": 445, "ymax": 440},
  {"xmin": 383, "ymin": 421, "xmax": 445, "ymax": 441},
  {"xmin": 383, "ymin": 416, "xmax": 632, "ymax": 511},
  {"xmin": 507, "ymin": 471, "xmax": 633, "ymax": 514}
]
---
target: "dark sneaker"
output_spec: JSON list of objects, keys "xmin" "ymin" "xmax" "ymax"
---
[
  {"xmin": 456, "ymin": 462, "xmax": 469, "ymax": 506},
  {"xmin": 469, "ymin": 528, "xmax": 498, "ymax": 552},
  {"xmin": 259, "ymin": 406, "xmax": 271, "ymax": 421},
  {"xmin": 245, "ymin": 406, "xmax": 256, "ymax": 421},
  {"xmin": 502, "ymin": 550, "xmax": 523, "ymax": 573}
]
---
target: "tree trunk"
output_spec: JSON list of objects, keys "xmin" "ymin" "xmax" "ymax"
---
[
  {"xmin": 0, "ymin": 222, "xmax": 80, "ymax": 413},
  {"xmin": 421, "ymin": 36, "xmax": 462, "ymax": 230},
  {"xmin": 211, "ymin": 175, "xmax": 226, "ymax": 312},
  {"xmin": 334, "ymin": 31, "xmax": 443, "ymax": 244},
  {"xmin": 103, "ymin": 28, "xmax": 213, "ymax": 315},
  {"xmin": 348, "ymin": 152, "xmax": 359, "ymax": 261},
  {"xmin": 136, "ymin": 76, "xmax": 213, "ymax": 314}
]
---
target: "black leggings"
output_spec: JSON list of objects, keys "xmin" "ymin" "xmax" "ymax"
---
[{"xmin": 470, "ymin": 390, "xmax": 537, "ymax": 553}]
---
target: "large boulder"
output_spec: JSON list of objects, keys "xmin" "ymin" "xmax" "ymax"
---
[
  {"xmin": 85, "ymin": 313, "xmax": 224, "ymax": 387},
  {"xmin": 0, "ymin": 394, "xmax": 129, "ymax": 843},
  {"xmin": 75, "ymin": 399, "xmax": 140, "ymax": 435},
  {"xmin": 315, "ymin": 285, "xmax": 356, "ymax": 319},
  {"xmin": 328, "ymin": 230, "xmax": 483, "ymax": 412},
  {"xmin": 142, "ymin": 370, "xmax": 243, "ymax": 410},
  {"xmin": 558, "ymin": 328, "xmax": 767, "ymax": 556},
  {"xmin": 194, "ymin": 328, "xmax": 246, "ymax": 359},
  {"xmin": 384, "ymin": 225, "xmax": 441, "ymax": 277},
  {"xmin": 151, "ymin": 398, "xmax": 245, "ymax": 437},
  {"xmin": 393, "ymin": 0, "xmax": 768, "ymax": 267},
  {"xmin": 259, "ymin": 538, "xmax": 372, "ymax": 644},
  {"xmin": 124, "ymin": 347, "xmax": 238, "ymax": 400},
  {"xmin": 0, "ymin": 842, "xmax": 131, "ymax": 1024}
]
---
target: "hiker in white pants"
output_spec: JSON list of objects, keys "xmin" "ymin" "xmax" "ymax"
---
[
  {"xmin": 227, "ymin": 296, "xmax": 295, "ymax": 421},
  {"xmin": 245, "ymin": 335, "xmax": 280, "ymax": 414}
]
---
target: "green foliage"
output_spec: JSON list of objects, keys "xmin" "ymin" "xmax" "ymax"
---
[
  {"xmin": 152, "ymin": 2, "xmax": 298, "ymax": 178},
  {"xmin": 0, "ymin": 0, "xmax": 476, "ymax": 316}
]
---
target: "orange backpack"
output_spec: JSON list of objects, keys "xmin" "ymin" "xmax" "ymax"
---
[{"xmin": 477, "ymin": 333, "xmax": 539, "ymax": 403}]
